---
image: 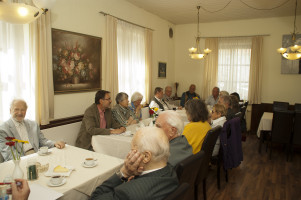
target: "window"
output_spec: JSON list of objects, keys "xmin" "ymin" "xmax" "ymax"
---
[
  {"xmin": 217, "ymin": 37, "xmax": 252, "ymax": 100},
  {"xmin": 117, "ymin": 21, "xmax": 146, "ymax": 102},
  {"xmin": 0, "ymin": 22, "xmax": 36, "ymax": 123}
]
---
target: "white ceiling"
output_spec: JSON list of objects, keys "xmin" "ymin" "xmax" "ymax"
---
[{"xmin": 124, "ymin": 0, "xmax": 301, "ymax": 24}]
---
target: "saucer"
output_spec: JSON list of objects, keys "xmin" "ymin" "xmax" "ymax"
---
[
  {"xmin": 82, "ymin": 161, "xmax": 98, "ymax": 168},
  {"xmin": 38, "ymin": 151, "xmax": 51, "ymax": 156},
  {"xmin": 47, "ymin": 178, "xmax": 66, "ymax": 187}
]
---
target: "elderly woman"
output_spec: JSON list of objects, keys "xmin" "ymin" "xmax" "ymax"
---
[
  {"xmin": 211, "ymin": 103, "xmax": 227, "ymax": 156},
  {"xmin": 112, "ymin": 92, "xmax": 138, "ymax": 127},
  {"xmin": 183, "ymin": 99, "xmax": 211, "ymax": 154},
  {"xmin": 129, "ymin": 92, "xmax": 143, "ymax": 120}
]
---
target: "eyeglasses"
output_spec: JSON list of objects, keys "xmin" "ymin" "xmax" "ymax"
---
[{"xmin": 103, "ymin": 98, "xmax": 111, "ymax": 101}]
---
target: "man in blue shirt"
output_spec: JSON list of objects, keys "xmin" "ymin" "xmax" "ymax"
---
[{"xmin": 180, "ymin": 84, "xmax": 200, "ymax": 107}]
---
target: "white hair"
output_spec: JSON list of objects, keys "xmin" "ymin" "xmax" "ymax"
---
[
  {"xmin": 10, "ymin": 99, "xmax": 28, "ymax": 110},
  {"xmin": 131, "ymin": 92, "xmax": 143, "ymax": 102},
  {"xmin": 219, "ymin": 91, "xmax": 229, "ymax": 97},
  {"xmin": 135, "ymin": 127, "xmax": 170, "ymax": 162},
  {"xmin": 159, "ymin": 110, "xmax": 184, "ymax": 136}
]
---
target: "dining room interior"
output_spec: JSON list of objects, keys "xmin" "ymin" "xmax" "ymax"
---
[{"xmin": 0, "ymin": 0, "xmax": 301, "ymax": 199}]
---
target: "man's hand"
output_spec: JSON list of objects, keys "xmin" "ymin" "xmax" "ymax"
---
[
  {"xmin": 11, "ymin": 179, "xmax": 30, "ymax": 200},
  {"xmin": 110, "ymin": 127, "xmax": 126, "ymax": 134},
  {"xmin": 54, "ymin": 141, "xmax": 65, "ymax": 149},
  {"xmin": 120, "ymin": 150, "xmax": 144, "ymax": 178}
]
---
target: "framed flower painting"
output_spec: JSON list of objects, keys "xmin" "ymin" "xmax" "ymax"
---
[{"xmin": 52, "ymin": 29, "xmax": 102, "ymax": 93}]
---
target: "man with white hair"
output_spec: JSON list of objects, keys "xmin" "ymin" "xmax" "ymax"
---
[
  {"xmin": 163, "ymin": 86, "xmax": 182, "ymax": 110},
  {"xmin": 156, "ymin": 111, "xmax": 193, "ymax": 166},
  {"xmin": 90, "ymin": 127, "xmax": 178, "ymax": 200},
  {"xmin": 0, "ymin": 99, "xmax": 65, "ymax": 162}
]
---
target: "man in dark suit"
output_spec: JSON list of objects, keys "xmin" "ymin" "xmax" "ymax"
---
[
  {"xmin": 155, "ymin": 111, "xmax": 193, "ymax": 166},
  {"xmin": 149, "ymin": 87, "xmax": 170, "ymax": 111},
  {"xmin": 75, "ymin": 90, "xmax": 126, "ymax": 150},
  {"xmin": 90, "ymin": 127, "xmax": 179, "ymax": 200}
]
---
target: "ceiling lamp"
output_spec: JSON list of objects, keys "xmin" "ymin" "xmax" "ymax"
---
[
  {"xmin": 277, "ymin": 0, "xmax": 301, "ymax": 60},
  {"xmin": 189, "ymin": 6, "xmax": 211, "ymax": 60},
  {"xmin": 0, "ymin": 0, "xmax": 56, "ymax": 24}
]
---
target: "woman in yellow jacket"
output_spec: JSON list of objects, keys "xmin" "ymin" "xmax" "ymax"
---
[{"xmin": 183, "ymin": 99, "xmax": 211, "ymax": 154}]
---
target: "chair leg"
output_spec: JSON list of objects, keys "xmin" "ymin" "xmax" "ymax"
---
[
  {"xmin": 258, "ymin": 132, "xmax": 262, "ymax": 153},
  {"xmin": 225, "ymin": 169, "xmax": 228, "ymax": 182},
  {"xmin": 269, "ymin": 143, "xmax": 272, "ymax": 160},
  {"xmin": 203, "ymin": 179, "xmax": 207, "ymax": 200},
  {"xmin": 217, "ymin": 160, "xmax": 221, "ymax": 190}
]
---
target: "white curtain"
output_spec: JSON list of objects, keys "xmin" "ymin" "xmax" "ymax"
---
[
  {"xmin": 30, "ymin": 12, "xmax": 54, "ymax": 125},
  {"xmin": 248, "ymin": 36, "xmax": 263, "ymax": 104},
  {"xmin": 144, "ymin": 29, "xmax": 152, "ymax": 103},
  {"xmin": 0, "ymin": 22, "xmax": 36, "ymax": 123},
  {"xmin": 202, "ymin": 38, "xmax": 219, "ymax": 100},
  {"xmin": 217, "ymin": 37, "xmax": 252, "ymax": 100},
  {"xmin": 117, "ymin": 21, "xmax": 146, "ymax": 103},
  {"xmin": 104, "ymin": 16, "xmax": 119, "ymax": 106}
]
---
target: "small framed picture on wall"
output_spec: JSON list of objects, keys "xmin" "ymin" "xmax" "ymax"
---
[{"xmin": 158, "ymin": 62, "xmax": 166, "ymax": 78}]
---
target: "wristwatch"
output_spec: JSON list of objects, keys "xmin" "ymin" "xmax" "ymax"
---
[{"xmin": 116, "ymin": 170, "xmax": 128, "ymax": 182}]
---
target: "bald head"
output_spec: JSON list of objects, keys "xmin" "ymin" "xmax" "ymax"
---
[
  {"xmin": 10, "ymin": 99, "xmax": 28, "ymax": 122},
  {"xmin": 189, "ymin": 84, "xmax": 196, "ymax": 94},
  {"xmin": 165, "ymin": 86, "xmax": 172, "ymax": 97}
]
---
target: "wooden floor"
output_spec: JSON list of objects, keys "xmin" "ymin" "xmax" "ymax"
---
[{"xmin": 199, "ymin": 134, "xmax": 301, "ymax": 200}]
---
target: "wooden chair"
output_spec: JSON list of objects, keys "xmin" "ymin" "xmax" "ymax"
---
[
  {"xmin": 273, "ymin": 101, "xmax": 289, "ymax": 111},
  {"xmin": 174, "ymin": 150, "xmax": 205, "ymax": 200},
  {"xmin": 294, "ymin": 103, "xmax": 301, "ymax": 112},
  {"xmin": 195, "ymin": 126, "xmax": 222, "ymax": 200},
  {"xmin": 267, "ymin": 110, "xmax": 294, "ymax": 161},
  {"xmin": 291, "ymin": 111, "xmax": 301, "ymax": 159},
  {"xmin": 163, "ymin": 183, "xmax": 190, "ymax": 200}
]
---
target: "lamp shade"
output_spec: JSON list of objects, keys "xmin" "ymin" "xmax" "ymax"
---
[
  {"xmin": 0, "ymin": 2, "xmax": 41, "ymax": 24},
  {"xmin": 190, "ymin": 53, "xmax": 205, "ymax": 59},
  {"xmin": 282, "ymin": 53, "xmax": 301, "ymax": 60},
  {"xmin": 32, "ymin": 0, "xmax": 56, "ymax": 9}
]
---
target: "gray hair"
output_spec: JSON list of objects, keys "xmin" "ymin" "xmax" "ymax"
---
[
  {"xmin": 131, "ymin": 92, "xmax": 143, "ymax": 102},
  {"xmin": 220, "ymin": 91, "xmax": 229, "ymax": 97},
  {"xmin": 222, "ymin": 95, "xmax": 232, "ymax": 106},
  {"xmin": 115, "ymin": 92, "xmax": 128, "ymax": 104},
  {"xmin": 159, "ymin": 111, "xmax": 184, "ymax": 136},
  {"xmin": 10, "ymin": 99, "xmax": 28, "ymax": 110},
  {"xmin": 135, "ymin": 127, "xmax": 170, "ymax": 163}
]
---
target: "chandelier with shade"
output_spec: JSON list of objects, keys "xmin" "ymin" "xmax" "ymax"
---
[
  {"xmin": 277, "ymin": 0, "xmax": 301, "ymax": 60},
  {"xmin": 189, "ymin": 6, "xmax": 211, "ymax": 60},
  {"xmin": 0, "ymin": 0, "xmax": 57, "ymax": 24}
]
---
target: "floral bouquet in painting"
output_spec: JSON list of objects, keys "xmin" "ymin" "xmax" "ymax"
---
[
  {"xmin": 53, "ymin": 42, "xmax": 97, "ymax": 84},
  {"xmin": 5, "ymin": 137, "xmax": 28, "ymax": 160}
]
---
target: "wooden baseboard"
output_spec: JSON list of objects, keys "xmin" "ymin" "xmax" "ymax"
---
[{"xmin": 40, "ymin": 115, "xmax": 83, "ymax": 130}]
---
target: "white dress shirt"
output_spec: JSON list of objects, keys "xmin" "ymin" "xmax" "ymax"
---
[{"xmin": 11, "ymin": 118, "xmax": 33, "ymax": 152}]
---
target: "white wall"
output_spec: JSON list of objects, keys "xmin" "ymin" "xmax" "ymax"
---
[
  {"xmin": 175, "ymin": 16, "xmax": 301, "ymax": 104},
  {"xmin": 51, "ymin": 0, "xmax": 175, "ymax": 119}
]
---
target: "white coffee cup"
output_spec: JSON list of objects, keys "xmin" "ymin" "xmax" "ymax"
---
[
  {"xmin": 85, "ymin": 158, "xmax": 95, "ymax": 166},
  {"xmin": 50, "ymin": 175, "xmax": 63, "ymax": 185},
  {"xmin": 39, "ymin": 146, "xmax": 48, "ymax": 154}
]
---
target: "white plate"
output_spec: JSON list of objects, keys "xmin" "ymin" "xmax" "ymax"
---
[
  {"xmin": 38, "ymin": 151, "xmax": 51, "ymax": 156},
  {"xmin": 44, "ymin": 165, "xmax": 74, "ymax": 177},
  {"xmin": 82, "ymin": 161, "xmax": 98, "ymax": 168},
  {"xmin": 47, "ymin": 178, "xmax": 66, "ymax": 187}
]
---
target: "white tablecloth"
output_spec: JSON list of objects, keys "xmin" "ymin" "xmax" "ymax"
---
[
  {"xmin": 0, "ymin": 145, "xmax": 123, "ymax": 200},
  {"xmin": 257, "ymin": 112, "xmax": 273, "ymax": 137}
]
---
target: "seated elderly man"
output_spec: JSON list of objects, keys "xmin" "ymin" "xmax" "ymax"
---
[
  {"xmin": 90, "ymin": 127, "xmax": 178, "ymax": 200},
  {"xmin": 129, "ymin": 91, "xmax": 143, "ymax": 120},
  {"xmin": 156, "ymin": 111, "xmax": 193, "ymax": 166},
  {"xmin": 112, "ymin": 92, "xmax": 139, "ymax": 127},
  {"xmin": 149, "ymin": 87, "xmax": 170, "ymax": 111},
  {"xmin": 206, "ymin": 87, "xmax": 220, "ymax": 106},
  {"xmin": 180, "ymin": 84, "xmax": 200, "ymax": 107},
  {"xmin": 0, "ymin": 99, "xmax": 65, "ymax": 162},
  {"xmin": 163, "ymin": 86, "xmax": 182, "ymax": 110},
  {"xmin": 76, "ymin": 90, "xmax": 125, "ymax": 150}
]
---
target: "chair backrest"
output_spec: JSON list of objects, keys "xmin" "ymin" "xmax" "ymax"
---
[
  {"xmin": 220, "ymin": 117, "xmax": 243, "ymax": 170},
  {"xmin": 292, "ymin": 111, "xmax": 301, "ymax": 145},
  {"xmin": 163, "ymin": 182, "xmax": 190, "ymax": 200},
  {"xmin": 174, "ymin": 150, "xmax": 205, "ymax": 200},
  {"xmin": 273, "ymin": 101, "xmax": 289, "ymax": 111},
  {"xmin": 295, "ymin": 103, "xmax": 301, "ymax": 112},
  {"xmin": 271, "ymin": 110, "xmax": 294, "ymax": 144},
  {"xmin": 240, "ymin": 106, "xmax": 247, "ymax": 119}
]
